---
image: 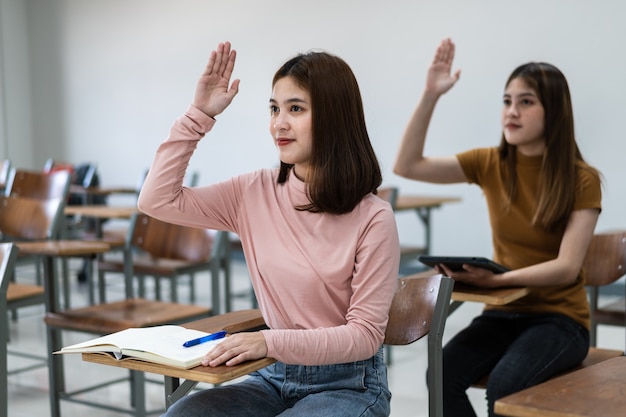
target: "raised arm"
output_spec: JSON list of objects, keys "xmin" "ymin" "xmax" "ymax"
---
[{"xmin": 393, "ymin": 38, "xmax": 466, "ymax": 184}]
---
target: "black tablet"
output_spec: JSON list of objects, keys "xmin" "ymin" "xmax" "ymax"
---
[{"xmin": 417, "ymin": 256, "xmax": 510, "ymax": 273}]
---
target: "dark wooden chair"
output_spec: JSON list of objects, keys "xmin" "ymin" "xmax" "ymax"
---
[
  {"xmin": 384, "ymin": 273, "xmax": 454, "ymax": 417},
  {"xmin": 96, "ymin": 212, "xmax": 229, "ymax": 309},
  {"xmin": 0, "ymin": 242, "xmax": 20, "ymax": 417},
  {"xmin": 583, "ymin": 230, "xmax": 626, "ymax": 346}
]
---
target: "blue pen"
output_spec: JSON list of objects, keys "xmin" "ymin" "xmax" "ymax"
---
[{"xmin": 182, "ymin": 330, "xmax": 227, "ymax": 347}]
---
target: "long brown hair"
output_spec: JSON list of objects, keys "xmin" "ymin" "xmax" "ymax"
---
[
  {"xmin": 273, "ymin": 52, "xmax": 382, "ymax": 215},
  {"xmin": 498, "ymin": 62, "xmax": 599, "ymax": 230}
]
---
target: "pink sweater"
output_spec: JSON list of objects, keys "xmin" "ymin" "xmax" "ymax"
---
[{"xmin": 137, "ymin": 106, "xmax": 400, "ymax": 365}]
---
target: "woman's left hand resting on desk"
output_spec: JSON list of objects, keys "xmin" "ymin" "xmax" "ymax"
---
[{"xmin": 201, "ymin": 332, "xmax": 268, "ymax": 367}]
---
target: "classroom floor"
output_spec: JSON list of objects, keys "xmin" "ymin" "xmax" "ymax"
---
[{"xmin": 6, "ymin": 257, "xmax": 625, "ymax": 417}]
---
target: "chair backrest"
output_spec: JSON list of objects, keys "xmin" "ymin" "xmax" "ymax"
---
[
  {"xmin": 384, "ymin": 273, "xmax": 453, "ymax": 345},
  {"xmin": 377, "ymin": 186, "xmax": 399, "ymax": 211},
  {"xmin": 0, "ymin": 195, "xmax": 65, "ymax": 240},
  {"xmin": 0, "ymin": 242, "xmax": 19, "ymax": 417},
  {"xmin": 5, "ymin": 169, "xmax": 71, "ymax": 200},
  {"xmin": 384, "ymin": 273, "xmax": 454, "ymax": 417},
  {"xmin": 582, "ymin": 231, "xmax": 626, "ymax": 287},
  {"xmin": 128, "ymin": 212, "xmax": 215, "ymax": 262}
]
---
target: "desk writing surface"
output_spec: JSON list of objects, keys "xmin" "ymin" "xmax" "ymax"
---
[
  {"xmin": 64, "ymin": 205, "xmax": 137, "ymax": 219},
  {"xmin": 15, "ymin": 240, "xmax": 111, "ymax": 257},
  {"xmin": 451, "ymin": 283, "xmax": 529, "ymax": 305},
  {"xmin": 69, "ymin": 185, "xmax": 138, "ymax": 196},
  {"xmin": 82, "ymin": 309, "xmax": 276, "ymax": 385},
  {"xmin": 404, "ymin": 270, "xmax": 529, "ymax": 306},
  {"xmin": 395, "ymin": 195, "xmax": 461, "ymax": 211},
  {"xmin": 494, "ymin": 356, "xmax": 626, "ymax": 417}
]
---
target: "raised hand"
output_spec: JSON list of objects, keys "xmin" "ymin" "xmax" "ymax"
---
[
  {"xmin": 425, "ymin": 38, "xmax": 461, "ymax": 96},
  {"xmin": 192, "ymin": 41, "xmax": 240, "ymax": 118}
]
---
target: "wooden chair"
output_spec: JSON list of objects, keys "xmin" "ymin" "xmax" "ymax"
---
[
  {"xmin": 384, "ymin": 273, "xmax": 454, "ymax": 417},
  {"xmin": 377, "ymin": 186, "xmax": 428, "ymax": 267},
  {"xmin": 2, "ymin": 168, "xmax": 75, "ymax": 306},
  {"xmin": 0, "ymin": 196, "xmax": 65, "ymax": 407},
  {"xmin": 43, "ymin": 223, "xmax": 213, "ymax": 416},
  {"xmin": 583, "ymin": 230, "xmax": 626, "ymax": 346},
  {"xmin": 96, "ymin": 212, "xmax": 229, "ymax": 309},
  {"xmin": 0, "ymin": 195, "xmax": 65, "ymax": 315},
  {"xmin": 0, "ymin": 242, "xmax": 20, "ymax": 417},
  {"xmin": 4, "ymin": 168, "xmax": 71, "ymax": 200}
]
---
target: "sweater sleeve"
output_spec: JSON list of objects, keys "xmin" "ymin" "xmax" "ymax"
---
[{"xmin": 137, "ymin": 105, "xmax": 242, "ymax": 233}]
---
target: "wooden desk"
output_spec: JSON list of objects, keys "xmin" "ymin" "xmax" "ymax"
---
[
  {"xmin": 15, "ymin": 240, "xmax": 111, "ymax": 417},
  {"xmin": 494, "ymin": 355, "xmax": 626, "ymax": 417},
  {"xmin": 405, "ymin": 270, "xmax": 530, "ymax": 313},
  {"xmin": 394, "ymin": 195, "xmax": 461, "ymax": 255},
  {"xmin": 64, "ymin": 205, "xmax": 137, "ymax": 242},
  {"xmin": 82, "ymin": 309, "xmax": 274, "ymax": 409},
  {"xmin": 64, "ymin": 204, "xmax": 137, "ymax": 220},
  {"xmin": 69, "ymin": 185, "xmax": 138, "ymax": 196}
]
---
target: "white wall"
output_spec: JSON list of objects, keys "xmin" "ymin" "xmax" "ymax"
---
[
  {"xmin": 3, "ymin": 0, "xmax": 626, "ymax": 256},
  {"xmin": 0, "ymin": 0, "xmax": 34, "ymax": 166}
]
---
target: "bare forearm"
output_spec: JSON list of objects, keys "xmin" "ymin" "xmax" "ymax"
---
[{"xmin": 393, "ymin": 91, "xmax": 440, "ymax": 178}]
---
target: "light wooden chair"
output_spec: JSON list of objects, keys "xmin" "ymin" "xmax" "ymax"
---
[
  {"xmin": 0, "ymin": 242, "xmax": 20, "ymax": 417},
  {"xmin": 384, "ymin": 273, "xmax": 454, "ymax": 417},
  {"xmin": 582, "ymin": 230, "xmax": 626, "ymax": 346},
  {"xmin": 96, "ymin": 213, "xmax": 229, "ymax": 309}
]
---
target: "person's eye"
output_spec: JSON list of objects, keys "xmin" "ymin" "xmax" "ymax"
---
[
  {"xmin": 269, "ymin": 105, "xmax": 278, "ymax": 114},
  {"xmin": 290, "ymin": 105, "xmax": 302, "ymax": 112},
  {"xmin": 521, "ymin": 99, "xmax": 533, "ymax": 106},
  {"xmin": 503, "ymin": 98, "xmax": 511, "ymax": 106}
]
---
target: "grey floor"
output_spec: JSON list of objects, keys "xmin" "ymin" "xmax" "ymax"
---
[{"xmin": 6, "ymin": 257, "xmax": 625, "ymax": 417}]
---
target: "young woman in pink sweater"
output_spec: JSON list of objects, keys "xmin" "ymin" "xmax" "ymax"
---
[{"xmin": 138, "ymin": 42, "xmax": 400, "ymax": 417}]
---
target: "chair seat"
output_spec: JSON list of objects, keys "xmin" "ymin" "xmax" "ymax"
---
[
  {"xmin": 7, "ymin": 282, "xmax": 46, "ymax": 306},
  {"xmin": 44, "ymin": 298, "xmax": 211, "ymax": 334},
  {"xmin": 80, "ymin": 230, "xmax": 126, "ymax": 248},
  {"xmin": 594, "ymin": 298, "xmax": 625, "ymax": 326},
  {"xmin": 98, "ymin": 255, "xmax": 211, "ymax": 277}
]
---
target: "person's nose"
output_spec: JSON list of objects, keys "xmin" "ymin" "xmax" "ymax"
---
[
  {"xmin": 506, "ymin": 103, "xmax": 519, "ymax": 117},
  {"xmin": 273, "ymin": 114, "xmax": 289, "ymax": 132}
]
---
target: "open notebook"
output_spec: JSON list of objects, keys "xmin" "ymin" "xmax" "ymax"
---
[{"xmin": 55, "ymin": 325, "xmax": 226, "ymax": 369}]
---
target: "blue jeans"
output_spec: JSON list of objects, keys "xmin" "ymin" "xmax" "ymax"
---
[
  {"xmin": 163, "ymin": 347, "xmax": 391, "ymax": 417},
  {"xmin": 437, "ymin": 310, "xmax": 589, "ymax": 417}
]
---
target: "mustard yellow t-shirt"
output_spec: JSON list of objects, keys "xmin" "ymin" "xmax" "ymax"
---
[{"xmin": 457, "ymin": 147, "xmax": 602, "ymax": 329}]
